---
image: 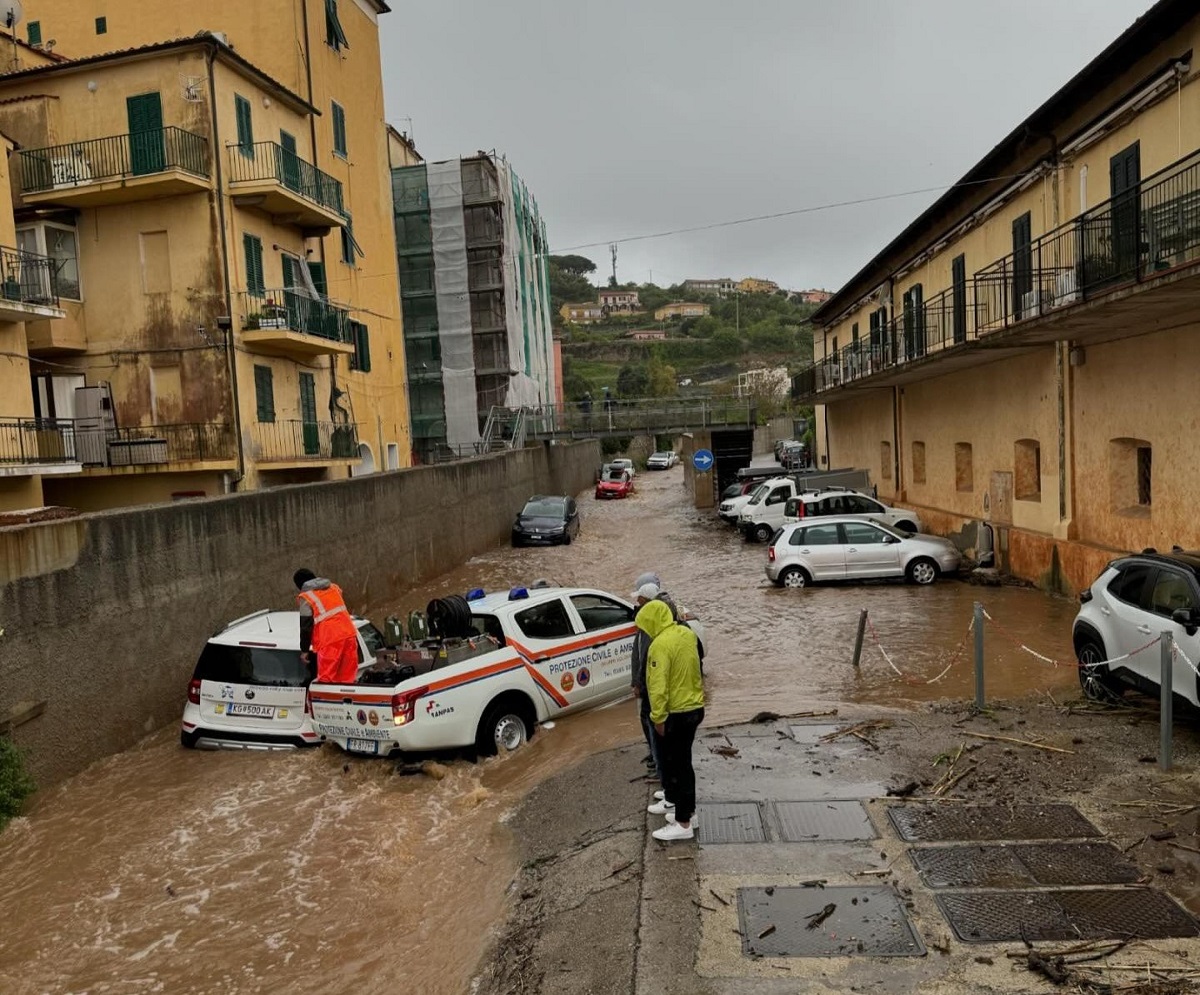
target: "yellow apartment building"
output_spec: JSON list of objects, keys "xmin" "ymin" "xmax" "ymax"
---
[
  {"xmin": 560, "ymin": 303, "xmax": 603, "ymax": 324},
  {"xmin": 737, "ymin": 277, "xmax": 779, "ymax": 295},
  {"xmin": 654, "ymin": 302, "xmax": 710, "ymax": 321},
  {"xmin": 794, "ymin": 0, "xmax": 1200, "ymax": 593},
  {"xmin": 0, "ymin": 0, "xmax": 407, "ymax": 512}
]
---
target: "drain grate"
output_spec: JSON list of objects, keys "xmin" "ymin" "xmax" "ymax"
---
[
  {"xmin": 738, "ymin": 886, "xmax": 925, "ymax": 957},
  {"xmin": 937, "ymin": 888, "xmax": 1200, "ymax": 943},
  {"xmin": 888, "ymin": 804, "xmax": 1099, "ymax": 842},
  {"xmin": 696, "ymin": 802, "xmax": 765, "ymax": 844},
  {"xmin": 775, "ymin": 800, "xmax": 876, "ymax": 842},
  {"xmin": 911, "ymin": 842, "xmax": 1142, "ymax": 889}
]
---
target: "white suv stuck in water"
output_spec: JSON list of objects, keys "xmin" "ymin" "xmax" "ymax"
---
[
  {"xmin": 181, "ymin": 610, "xmax": 385, "ymax": 750},
  {"xmin": 1073, "ymin": 551, "xmax": 1200, "ymax": 705}
]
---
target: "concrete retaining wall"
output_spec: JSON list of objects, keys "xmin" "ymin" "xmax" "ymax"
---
[{"xmin": 0, "ymin": 441, "xmax": 600, "ymax": 787}]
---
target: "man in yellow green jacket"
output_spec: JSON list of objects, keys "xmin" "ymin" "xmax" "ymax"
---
[{"xmin": 636, "ymin": 599, "xmax": 705, "ymax": 842}]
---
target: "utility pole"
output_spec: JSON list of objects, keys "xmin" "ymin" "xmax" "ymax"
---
[
  {"xmin": 736, "ymin": 291, "xmax": 741, "ymax": 336},
  {"xmin": 609, "ymin": 243, "xmax": 618, "ymax": 287}
]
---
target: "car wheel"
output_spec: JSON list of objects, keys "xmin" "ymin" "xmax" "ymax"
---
[
  {"xmin": 180, "ymin": 729, "xmax": 200, "ymax": 749},
  {"xmin": 754, "ymin": 523, "xmax": 773, "ymax": 543},
  {"xmin": 895, "ymin": 520, "xmax": 918, "ymax": 533},
  {"xmin": 477, "ymin": 700, "xmax": 531, "ymax": 756},
  {"xmin": 1077, "ymin": 635, "xmax": 1122, "ymax": 702},
  {"xmin": 779, "ymin": 566, "xmax": 809, "ymax": 589},
  {"xmin": 907, "ymin": 558, "xmax": 939, "ymax": 585},
  {"xmin": 563, "ymin": 531, "xmax": 572, "ymax": 546}
]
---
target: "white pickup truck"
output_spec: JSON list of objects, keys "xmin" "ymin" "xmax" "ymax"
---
[
  {"xmin": 719, "ymin": 476, "xmax": 791, "ymax": 524},
  {"xmin": 737, "ymin": 478, "xmax": 802, "ymax": 542},
  {"xmin": 310, "ymin": 586, "xmax": 637, "ymax": 757}
]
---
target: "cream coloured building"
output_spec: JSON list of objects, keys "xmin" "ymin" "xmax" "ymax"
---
[
  {"xmin": 795, "ymin": 0, "xmax": 1200, "ymax": 592},
  {"xmin": 0, "ymin": 1, "xmax": 409, "ymax": 512}
]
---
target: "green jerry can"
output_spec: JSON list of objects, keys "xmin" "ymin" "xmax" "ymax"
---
[{"xmin": 407, "ymin": 610, "xmax": 429, "ymax": 642}]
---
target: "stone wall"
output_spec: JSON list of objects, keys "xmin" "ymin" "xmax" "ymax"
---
[{"xmin": 0, "ymin": 441, "xmax": 599, "ymax": 787}]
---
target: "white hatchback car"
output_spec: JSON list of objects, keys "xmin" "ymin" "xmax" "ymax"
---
[
  {"xmin": 783, "ymin": 488, "xmax": 923, "ymax": 533},
  {"xmin": 181, "ymin": 610, "xmax": 385, "ymax": 750},
  {"xmin": 766, "ymin": 517, "xmax": 961, "ymax": 588},
  {"xmin": 610, "ymin": 458, "xmax": 636, "ymax": 478},
  {"xmin": 1073, "ymin": 551, "xmax": 1200, "ymax": 706}
]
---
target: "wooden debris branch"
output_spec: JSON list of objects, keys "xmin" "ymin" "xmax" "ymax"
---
[
  {"xmin": 819, "ymin": 720, "xmax": 892, "ymax": 744},
  {"xmin": 962, "ymin": 731, "xmax": 1075, "ymax": 754}
]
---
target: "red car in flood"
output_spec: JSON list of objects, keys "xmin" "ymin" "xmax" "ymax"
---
[{"xmin": 595, "ymin": 468, "xmax": 635, "ymax": 499}]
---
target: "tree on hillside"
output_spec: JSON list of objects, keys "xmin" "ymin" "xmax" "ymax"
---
[
  {"xmin": 549, "ymin": 254, "xmax": 597, "ymax": 277},
  {"xmin": 548, "ymin": 257, "xmax": 598, "ymax": 316},
  {"xmin": 617, "ymin": 363, "xmax": 650, "ymax": 398},
  {"xmin": 647, "ymin": 357, "xmax": 678, "ymax": 397}
]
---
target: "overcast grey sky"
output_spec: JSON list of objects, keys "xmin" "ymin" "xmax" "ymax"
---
[{"xmin": 380, "ymin": 1, "xmax": 1157, "ymax": 292}]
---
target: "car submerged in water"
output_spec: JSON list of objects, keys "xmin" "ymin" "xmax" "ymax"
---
[
  {"xmin": 595, "ymin": 468, "xmax": 635, "ymax": 499},
  {"xmin": 511, "ymin": 495, "xmax": 581, "ymax": 546}
]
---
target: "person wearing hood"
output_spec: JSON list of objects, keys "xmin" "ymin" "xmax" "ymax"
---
[
  {"xmin": 637, "ymin": 599, "xmax": 705, "ymax": 842},
  {"xmin": 294, "ymin": 568, "xmax": 360, "ymax": 684},
  {"xmin": 631, "ymin": 573, "xmax": 677, "ymax": 778}
]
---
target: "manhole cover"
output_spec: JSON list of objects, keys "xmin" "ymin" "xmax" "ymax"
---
[
  {"xmin": 738, "ymin": 886, "xmax": 926, "ymax": 957},
  {"xmin": 788, "ymin": 724, "xmax": 843, "ymax": 744},
  {"xmin": 696, "ymin": 802, "xmax": 765, "ymax": 844},
  {"xmin": 936, "ymin": 888, "xmax": 1200, "ymax": 943},
  {"xmin": 775, "ymin": 800, "xmax": 876, "ymax": 841},
  {"xmin": 888, "ymin": 804, "xmax": 1099, "ymax": 842},
  {"xmin": 911, "ymin": 842, "xmax": 1142, "ymax": 889}
]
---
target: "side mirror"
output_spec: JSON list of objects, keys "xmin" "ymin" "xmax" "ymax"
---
[
  {"xmin": 887, "ymin": 535, "xmax": 901, "ymax": 544},
  {"xmin": 1171, "ymin": 607, "xmax": 1199, "ymax": 636}
]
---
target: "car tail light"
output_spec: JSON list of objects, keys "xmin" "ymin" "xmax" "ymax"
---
[
  {"xmin": 391, "ymin": 685, "xmax": 429, "ymax": 726},
  {"xmin": 796, "ymin": 502, "xmax": 806, "ymax": 519},
  {"xmin": 187, "ymin": 678, "xmax": 201, "ymax": 704},
  {"xmin": 1080, "ymin": 588, "xmax": 1093, "ymax": 604},
  {"xmin": 768, "ymin": 546, "xmax": 776, "ymax": 562},
  {"xmin": 304, "ymin": 689, "xmax": 313, "ymax": 716}
]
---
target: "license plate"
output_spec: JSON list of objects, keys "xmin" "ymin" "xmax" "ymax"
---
[
  {"xmin": 227, "ymin": 703, "xmax": 275, "ymax": 718},
  {"xmin": 347, "ymin": 738, "xmax": 379, "ymax": 755}
]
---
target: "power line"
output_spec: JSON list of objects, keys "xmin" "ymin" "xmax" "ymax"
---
[{"xmin": 544, "ymin": 170, "xmax": 1039, "ymax": 255}]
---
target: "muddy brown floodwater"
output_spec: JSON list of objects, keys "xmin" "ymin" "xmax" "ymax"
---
[{"xmin": 0, "ymin": 468, "xmax": 1085, "ymax": 995}]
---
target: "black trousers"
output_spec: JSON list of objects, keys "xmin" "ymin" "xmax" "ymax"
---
[{"xmin": 659, "ymin": 708, "xmax": 704, "ymax": 823}]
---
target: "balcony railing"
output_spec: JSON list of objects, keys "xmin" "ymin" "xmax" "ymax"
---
[
  {"xmin": 0, "ymin": 246, "xmax": 59, "ymax": 307},
  {"xmin": 793, "ymin": 146, "xmax": 1200, "ymax": 398},
  {"xmin": 97, "ymin": 423, "xmax": 237, "ymax": 465},
  {"xmin": 0, "ymin": 417, "xmax": 77, "ymax": 465},
  {"xmin": 227, "ymin": 142, "xmax": 345, "ymax": 217},
  {"xmin": 242, "ymin": 289, "xmax": 353, "ymax": 343},
  {"xmin": 19, "ymin": 127, "xmax": 209, "ymax": 193},
  {"xmin": 974, "ymin": 147, "xmax": 1200, "ymax": 333},
  {"xmin": 253, "ymin": 420, "xmax": 360, "ymax": 462}
]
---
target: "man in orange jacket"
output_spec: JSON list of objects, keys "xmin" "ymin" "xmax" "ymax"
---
[{"xmin": 294, "ymin": 568, "xmax": 360, "ymax": 684}]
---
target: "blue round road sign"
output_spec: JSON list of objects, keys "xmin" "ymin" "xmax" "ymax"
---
[{"xmin": 692, "ymin": 449, "xmax": 715, "ymax": 472}]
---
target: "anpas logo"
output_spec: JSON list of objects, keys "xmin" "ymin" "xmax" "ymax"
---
[{"xmin": 425, "ymin": 698, "xmax": 455, "ymax": 719}]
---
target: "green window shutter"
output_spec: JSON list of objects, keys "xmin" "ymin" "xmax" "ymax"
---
[
  {"xmin": 332, "ymin": 102, "xmax": 347, "ymax": 156},
  {"xmin": 27, "ymin": 21, "xmax": 41, "ymax": 45},
  {"xmin": 308, "ymin": 261, "xmax": 328, "ymax": 296},
  {"xmin": 340, "ymin": 214, "xmax": 364, "ymax": 265},
  {"xmin": 235, "ymin": 95, "xmax": 254, "ymax": 156},
  {"xmin": 254, "ymin": 365, "xmax": 275, "ymax": 423},
  {"xmin": 351, "ymin": 321, "xmax": 371, "ymax": 372},
  {"xmin": 95, "ymin": 16, "xmax": 107, "ymax": 34},
  {"xmin": 244, "ymin": 233, "xmax": 264, "ymax": 296},
  {"xmin": 325, "ymin": 0, "xmax": 349, "ymax": 50}
]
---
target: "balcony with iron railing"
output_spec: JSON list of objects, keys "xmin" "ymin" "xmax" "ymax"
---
[
  {"xmin": 792, "ymin": 145, "xmax": 1200, "ymax": 402},
  {"xmin": 250, "ymin": 420, "xmax": 361, "ymax": 465},
  {"xmin": 0, "ymin": 417, "xmax": 80, "ymax": 475},
  {"xmin": 0, "ymin": 246, "xmax": 65, "ymax": 325},
  {"xmin": 78, "ymin": 422, "xmax": 238, "ymax": 471},
  {"xmin": 18, "ymin": 127, "xmax": 211, "ymax": 207},
  {"xmin": 227, "ymin": 142, "xmax": 346, "ymax": 231},
  {"xmin": 240, "ymin": 289, "xmax": 356, "ymax": 359}
]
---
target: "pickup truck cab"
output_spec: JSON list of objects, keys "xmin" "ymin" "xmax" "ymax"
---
[
  {"xmin": 310, "ymin": 586, "xmax": 636, "ymax": 758},
  {"xmin": 720, "ymin": 476, "xmax": 790, "ymax": 524},
  {"xmin": 737, "ymin": 478, "xmax": 801, "ymax": 542}
]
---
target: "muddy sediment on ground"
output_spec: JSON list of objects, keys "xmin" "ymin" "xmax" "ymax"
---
[{"xmin": 474, "ymin": 694, "xmax": 1200, "ymax": 995}]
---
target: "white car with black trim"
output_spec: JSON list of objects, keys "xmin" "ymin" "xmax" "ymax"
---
[
  {"xmin": 309, "ymin": 586, "xmax": 637, "ymax": 757},
  {"xmin": 1073, "ymin": 550, "xmax": 1200, "ymax": 705},
  {"xmin": 181, "ymin": 610, "xmax": 385, "ymax": 750},
  {"xmin": 766, "ymin": 517, "xmax": 961, "ymax": 588}
]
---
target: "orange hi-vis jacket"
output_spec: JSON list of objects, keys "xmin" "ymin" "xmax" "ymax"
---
[{"xmin": 297, "ymin": 583, "xmax": 358, "ymax": 649}]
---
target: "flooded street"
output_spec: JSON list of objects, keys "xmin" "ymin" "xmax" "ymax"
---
[{"xmin": 0, "ymin": 468, "xmax": 1085, "ymax": 995}]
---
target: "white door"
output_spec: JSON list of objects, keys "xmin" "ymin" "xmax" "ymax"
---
[
  {"xmin": 786, "ymin": 522, "xmax": 845, "ymax": 581},
  {"xmin": 1103, "ymin": 562, "xmax": 1159, "ymax": 683},
  {"xmin": 507, "ymin": 597, "xmax": 592, "ymax": 715},
  {"xmin": 841, "ymin": 521, "xmax": 902, "ymax": 578},
  {"xmin": 565, "ymin": 593, "xmax": 637, "ymax": 702},
  {"xmin": 760, "ymin": 485, "xmax": 792, "ymax": 529},
  {"xmin": 1142, "ymin": 567, "xmax": 1200, "ymax": 707}
]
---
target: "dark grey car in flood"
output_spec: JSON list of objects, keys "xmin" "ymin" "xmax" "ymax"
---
[{"xmin": 511, "ymin": 495, "xmax": 581, "ymax": 547}]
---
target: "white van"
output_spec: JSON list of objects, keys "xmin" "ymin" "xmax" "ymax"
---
[{"xmin": 180, "ymin": 610, "xmax": 384, "ymax": 750}]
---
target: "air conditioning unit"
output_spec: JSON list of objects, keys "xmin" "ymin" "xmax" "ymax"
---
[
  {"xmin": 1053, "ymin": 270, "xmax": 1079, "ymax": 307},
  {"xmin": 51, "ymin": 151, "xmax": 91, "ymax": 188}
]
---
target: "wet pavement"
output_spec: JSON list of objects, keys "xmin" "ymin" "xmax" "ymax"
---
[{"xmin": 0, "ymin": 465, "xmax": 1094, "ymax": 995}]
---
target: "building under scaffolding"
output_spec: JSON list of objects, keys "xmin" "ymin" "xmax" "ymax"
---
[{"xmin": 392, "ymin": 153, "xmax": 555, "ymax": 461}]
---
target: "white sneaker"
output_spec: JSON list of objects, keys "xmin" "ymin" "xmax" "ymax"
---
[
  {"xmin": 647, "ymin": 799, "xmax": 675, "ymax": 815},
  {"xmin": 653, "ymin": 821, "xmax": 694, "ymax": 842},
  {"xmin": 653, "ymin": 790, "xmax": 665, "ymax": 801}
]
